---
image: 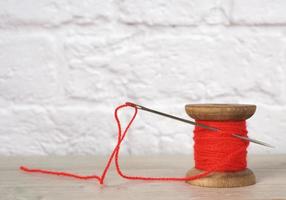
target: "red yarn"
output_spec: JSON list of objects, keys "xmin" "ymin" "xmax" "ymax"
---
[
  {"xmin": 194, "ymin": 120, "xmax": 249, "ymax": 172},
  {"xmin": 20, "ymin": 103, "xmax": 249, "ymax": 184}
]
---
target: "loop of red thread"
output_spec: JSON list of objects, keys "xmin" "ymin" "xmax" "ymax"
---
[{"xmin": 20, "ymin": 103, "xmax": 249, "ymax": 184}]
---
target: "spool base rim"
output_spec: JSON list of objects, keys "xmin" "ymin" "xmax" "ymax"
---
[{"xmin": 186, "ymin": 168, "xmax": 256, "ymax": 188}]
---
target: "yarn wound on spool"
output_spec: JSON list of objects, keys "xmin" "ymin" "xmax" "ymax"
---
[
  {"xmin": 20, "ymin": 103, "xmax": 250, "ymax": 185},
  {"xmin": 194, "ymin": 120, "xmax": 248, "ymax": 172}
]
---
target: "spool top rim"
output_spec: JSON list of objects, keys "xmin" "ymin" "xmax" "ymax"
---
[{"xmin": 185, "ymin": 103, "xmax": 256, "ymax": 121}]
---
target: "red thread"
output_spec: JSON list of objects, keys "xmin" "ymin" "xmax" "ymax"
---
[
  {"xmin": 20, "ymin": 103, "xmax": 249, "ymax": 184},
  {"xmin": 194, "ymin": 120, "xmax": 249, "ymax": 172}
]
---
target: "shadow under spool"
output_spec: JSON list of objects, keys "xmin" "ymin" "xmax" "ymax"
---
[{"xmin": 185, "ymin": 104, "xmax": 257, "ymax": 188}]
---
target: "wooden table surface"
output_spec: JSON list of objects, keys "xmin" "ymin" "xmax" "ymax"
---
[{"xmin": 1, "ymin": 155, "xmax": 285, "ymax": 200}]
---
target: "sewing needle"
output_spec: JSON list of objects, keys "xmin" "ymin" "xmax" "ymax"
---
[{"xmin": 126, "ymin": 102, "xmax": 274, "ymax": 148}]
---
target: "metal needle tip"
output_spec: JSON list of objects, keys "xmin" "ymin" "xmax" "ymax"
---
[{"xmin": 232, "ymin": 134, "xmax": 274, "ymax": 148}]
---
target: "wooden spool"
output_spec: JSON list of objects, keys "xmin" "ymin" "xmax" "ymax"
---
[{"xmin": 185, "ymin": 104, "xmax": 257, "ymax": 188}]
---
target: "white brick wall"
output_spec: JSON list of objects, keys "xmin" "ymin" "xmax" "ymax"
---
[{"xmin": 0, "ymin": 0, "xmax": 285, "ymax": 155}]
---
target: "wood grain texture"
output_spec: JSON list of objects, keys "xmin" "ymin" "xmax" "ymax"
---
[
  {"xmin": 0, "ymin": 155, "xmax": 285, "ymax": 200},
  {"xmin": 185, "ymin": 104, "xmax": 256, "ymax": 121},
  {"xmin": 186, "ymin": 168, "xmax": 256, "ymax": 188}
]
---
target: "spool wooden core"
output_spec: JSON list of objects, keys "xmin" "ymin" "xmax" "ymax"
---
[{"xmin": 185, "ymin": 104, "xmax": 256, "ymax": 188}]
